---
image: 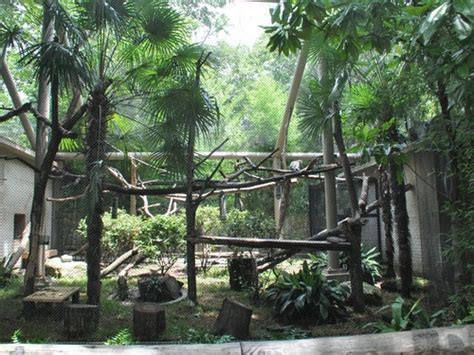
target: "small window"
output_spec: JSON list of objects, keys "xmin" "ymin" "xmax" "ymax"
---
[{"xmin": 14, "ymin": 214, "xmax": 26, "ymax": 240}]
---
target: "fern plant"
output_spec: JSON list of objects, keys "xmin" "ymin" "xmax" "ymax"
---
[
  {"xmin": 365, "ymin": 297, "xmax": 444, "ymax": 333},
  {"xmin": 104, "ymin": 329, "xmax": 135, "ymax": 345},
  {"xmin": 264, "ymin": 261, "xmax": 349, "ymax": 323}
]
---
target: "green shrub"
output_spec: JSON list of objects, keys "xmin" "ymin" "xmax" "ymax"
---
[
  {"xmin": 196, "ymin": 206, "xmax": 224, "ymax": 235},
  {"xmin": 264, "ymin": 261, "xmax": 349, "ymax": 323},
  {"xmin": 365, "ymin": 297, "xmax": 444, "ymax": 333},
  {"xmin": 309, "ymin": 245, "xmax": 382, "ymax": 285},
  {"xmin": 184, "ymin": 328, "xmax": 235, "ymax": 344},
  {"xmin": 136, "ymin": 214, "xmax": 186, "ymax": 275},
  {"xmin": 224, "ymin": 209, "xmax": 275, "ymax": 257},
  {"xmin": 77, "ymin": 210, "xmax": 142, "ymax": 262},
  {"xmin": 340, "ymin": 246, "xmax": 382, "ymax": 285},
  {"xmin": 224, "ymin": 209, "xmax": 275, "ymax": 239}
]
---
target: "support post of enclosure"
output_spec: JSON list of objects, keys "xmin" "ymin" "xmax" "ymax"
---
[{"xmin": 130, "ymin": 158, "xmax": 137, "ymax": 215}]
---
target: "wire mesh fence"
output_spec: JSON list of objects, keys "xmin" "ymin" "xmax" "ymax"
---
[{"xmin": 0, "ymin": 28, "xmax": 386, "ymax": 343}]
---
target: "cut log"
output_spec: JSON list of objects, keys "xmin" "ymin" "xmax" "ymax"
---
[
  {"xmin": 64, "ymin": 304, "xmax": 99, "ymax": 339},
  {"xmin": 117, "ymin": 275, "xmax": 129, "ymax": 301},
  {"xmin": 213, "ymin": 298, "xmax": 253, "ymax": 339},
  {"xmin": 100, "ymin": 247, "xmax": 138, "ymax": 278},
  {"xmin": 133, "ymin": 302, "xmax": 166, "ymax": 341},
  {"xmin": 228, "ymin": 258, "xmax": 258, "ymax": 291}
]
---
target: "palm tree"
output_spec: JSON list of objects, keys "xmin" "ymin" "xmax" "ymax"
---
[{"xmin": 143, "ymin": 53, "xmax": 220, "ymax": 303}]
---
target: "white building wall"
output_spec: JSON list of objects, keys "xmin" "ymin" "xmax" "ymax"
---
[{"xmin": 0, "ymin": 158, "xmax": 53, "ymax": 259}]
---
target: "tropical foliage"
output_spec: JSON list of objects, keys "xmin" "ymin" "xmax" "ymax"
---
[{"xmin": 265, "ymin": 261, "xmax": 349, "ymax": 323}]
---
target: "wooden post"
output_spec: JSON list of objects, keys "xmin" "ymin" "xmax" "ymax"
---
[
  {"xmin": 214, "ymin": 298, "xmax": 253, "ymax": 339},
  {"xmin": 64, "ymin": 304, "xmax": 99, "ymax": 339},
  {"xmin": 133, "ymin": 302, "xmax": 166, "ymax": 341},
  {"xmin": 130, "ymin": 159, "xmax": 138, "ymax": 215}
]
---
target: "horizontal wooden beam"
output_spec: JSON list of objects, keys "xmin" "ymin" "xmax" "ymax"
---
[
  {"xmin": 56, "ymin": 151, "xmax": 361, "ymax": 162},
  {"xmin": 187, "ymin": 235, "xmax": 351, "ymax": 251},
  {"xmin": 0, "ymin": 325, "xmax": 472, "ymax": 353}
]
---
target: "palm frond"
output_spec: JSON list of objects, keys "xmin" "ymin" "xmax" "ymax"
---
[
  {"xmin": 0, "ymin": 21, "xmax": 28, "ymax": 55},
  {"xmin": 297, "ymin": 77, "xmax": 332, "ymax": 140},
  {"xmin": 123, "ymin": 0, "xmax": 188, "ymax": 63},
  {"xmin": 76, "ymin": 0, "xmax": 131, "ymax": 34},
  {"xmin": 21, "ymin": 40, "xmax": 89, "ymax": 93}
]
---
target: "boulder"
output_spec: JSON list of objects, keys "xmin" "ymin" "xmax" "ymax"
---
[
  {"xmin": 342, "ymin": 281, "xmax": 383, "ymax": 306},
  {"xmin": 45, "ymin": 257, "xmax": 87, "ymax": 278},
  {"xmin": 138, "ymin": 275, "xmax": 183, "ymax": 303}
]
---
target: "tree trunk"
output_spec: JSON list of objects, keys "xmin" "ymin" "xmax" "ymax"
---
[
  {"xmin": 274, "ymin": 42, "xmax": 309, "ymax": 235},
  {"xmin": 214, "ymin": 298, "xmax": 253, "ymax": 339},
  {"xmin": 389, "ymin": 157, "xmax": 412, "ymax": 298},
  {"xmin": 379, "ymin": 168, "xmax": 396, "ymax": 279},
  {"xmin": 186, "ymin": 124, "xmax": 198, "ymax": 304},
  {"xmin": 85, "ymin": 88, "xmax": 108, "ymax": 305},
  {"xmin": 333, "ymin": 104, "xmax": 365, "ymax": 313},
  {"xmin": 436, "ymin": 82, "xmax": 470, "ymax": 290},
  {"xmin": 133, "ymin": 303, "xmax": 166, "ymax": 341},
  {"xmin": 24, "ymin": 56, "xmax": 59, "ymax": 296},
  {"xmin": 64, "ymin": 304, "xmax": 99, "ymax": 339},
  {"xmin": 0, "ymin": 57, "xmax": 36, "ymax": 147}
]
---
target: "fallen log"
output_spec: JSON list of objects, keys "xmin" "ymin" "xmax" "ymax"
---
[
  {"xmin": 100, "ymin": 247, "xmax": 138, "ymax": 278},
  {"xmin": 70, "ymin": 243, "xmax": 88, "ymax": 257}
]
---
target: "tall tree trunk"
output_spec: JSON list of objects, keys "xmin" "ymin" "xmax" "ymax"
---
[
  {"xmin": 85, "ymin": 88, "xmax": 108, "ymax": 305},
  {"xmin": 24, "ymin": 0, "xmax": 55, "ymax": 294},
  {"xmin": 0, "ymin": 57, "xmax": 36, "ymax": 147},
  {"xmin": 389, "ymin": 157, "xmax": 412, "ymax": 298},
  {"xmin": 186, "ymin": 125, "xmax": 197, "ymax": 304},
  {"xmin": 274, "ymin": 42, "xmax": 309, "ymax": 236},
  {"xmin": 23, "ymin": 67, "xmax": 59, "ymax": 296},
  {"xmin": 333, "ymin": 103, "xmax": 365, "ymax": 313},
  {"xmin": 379, "ymin": 168, "xmax": 396, "ymax": 279},
  {"xmin": 436, "ymin": 82, "xmax": 470, "ymax": 289}
]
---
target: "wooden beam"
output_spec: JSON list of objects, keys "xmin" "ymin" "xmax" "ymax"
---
[
  {"xmin": 187, "ymin": 235, "xmax": 351, "ymax": 251},
  {"xmin": 56, "ymin": 151, "xmax": 361, "ymax": 162},
  {"xmin": 0, "ymin": 325, "xmax": 472, "ymax": 353}
]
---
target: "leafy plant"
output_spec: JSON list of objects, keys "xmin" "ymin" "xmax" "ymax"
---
[
  {"xmin": 11, "ymin": 329, "xmax": 23, "ymax": 344},
  {"xmin": 309, "ymin": 246, "xmax": 382, "ymax": 285},
  {"xmin": 457, "ymin": 306, "xmax": 474, "ymax": 325},
  {"xmin": 184, "ymin": 328, "xmax": 235, "ymax": 344},
  {"xmin": 340, "ymin": 246, "xmax": 382, "ymax": 285},
  {"xmin": 196, "ymin": 206, "xmax": 223, "ymax": 273},
  {"xmin": 77, "ymin": 210, "xmax": 142, "ymax": 262},
  {"xmin": 136, "ymin": 214, "xmax": 186, "ymax": 275},
  {"xmin": 264, "ymin": 261, "xmax": 349, "ymax": 324},
  {"xmin": 104, "ymin": 328, "xmax": 135, "ymax": 345},
  {"xmin": 365, "ymin": 297, "xmax": 444, "ymax": 333}
]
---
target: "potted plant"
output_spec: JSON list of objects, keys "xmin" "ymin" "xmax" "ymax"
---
[{"xmin": 224, "ymin": 210, "xmax": 275, "ymax": 291}]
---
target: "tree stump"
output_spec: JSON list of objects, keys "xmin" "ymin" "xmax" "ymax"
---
[
  {"xmin": 133, "ymin": 302, "xmax": 166, "ymax": 341},
  {"xmin": 228, "ymin": 257, "xmax": 258, "ymax": 291},
  {"xmin": 64, "ymin": 304, "xmax": 99, "ymax": 339},
  {"xmin": 213, "ymin": 298, "xmax": 252, "ymax": 339},
  {"xmin": 117, "ymin": 275, "xmax": 129, "ymax": 301}
]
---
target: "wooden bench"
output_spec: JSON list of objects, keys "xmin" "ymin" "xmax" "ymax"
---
[{"xmin": 23, "ymin": 287, "xmax": 80, "ymax": 319}]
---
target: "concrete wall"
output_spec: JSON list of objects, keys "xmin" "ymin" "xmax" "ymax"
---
[
  {"xmin": 0, "ymin": 158, "xmax": 53, "ymax": 259},
  {"xmin": 353, "ymin": 148, "xmax": 448, "ymax": 291}
]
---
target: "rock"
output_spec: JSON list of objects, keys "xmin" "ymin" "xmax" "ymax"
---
[
  {"xmin": 381, "ymin": 277, "xmax": 433, "ymax": 293},
  {"xmin": 342, "ymin": 281, "xmax": 383, "ymax": 306},
  {"xmin": 61, "ymin": 254, "xmax": 73, "ymax": 263},
  {"xmin": 45, "ymin": 257, "xmax": 87, "ymax": 278},
  {"xmin": 138, "ymin": 275, "xmax": 183, "ymax": 303}
]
